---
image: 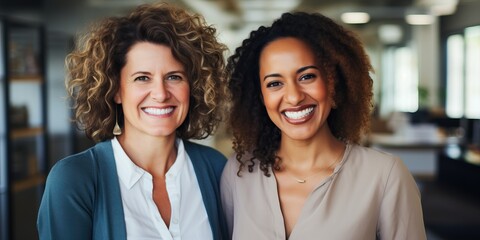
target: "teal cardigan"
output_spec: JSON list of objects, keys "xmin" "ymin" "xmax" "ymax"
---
[{"xmin": 37, "ymin": 140, "xmax": 228, "ymax": 240}]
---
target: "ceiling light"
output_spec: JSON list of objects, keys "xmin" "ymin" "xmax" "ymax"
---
[
  {"xmin": 239, "ymin": 0, "xmax": 300, "ymax": 10},
  {"xmin": 405, "ymin": 14, "xmax": 435, "ymax": 25},
  {"xmin": 416, "ymin": 0, "xmax": 458, "ymax": 16},
  {"xmin": 341, "ymin": 12, "xmax": 370, "ymax": 24},
  {"xmin": 378, "ymin": 24, "xmax": 403, "ymax": 44}
]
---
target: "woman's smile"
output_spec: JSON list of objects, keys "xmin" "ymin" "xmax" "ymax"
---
[
  {"xmin": 282, "ymin": 105, "xmax": 316, "ymax": 123},
  {"xmin": 143, "ymin": 106, "xmax": 175, "ymax": 116}
]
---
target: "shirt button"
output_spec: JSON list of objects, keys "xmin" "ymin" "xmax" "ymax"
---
[{"xmin": 172, "ymin": 218, "xmax": 179, "ymax": 224}]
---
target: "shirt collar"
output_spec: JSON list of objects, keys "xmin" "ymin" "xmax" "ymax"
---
[
  {"xmin": 112, "ymin": 137, "xmax": 187, "ymax": 189},
  {"xmin": 166, "ymin": 138, "xmax": 187, "ymax": 180}
]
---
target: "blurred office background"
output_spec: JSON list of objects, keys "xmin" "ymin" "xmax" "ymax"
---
[{"xmin": 1, "ymin": 0, "xmax": 479, "ymax": 239}]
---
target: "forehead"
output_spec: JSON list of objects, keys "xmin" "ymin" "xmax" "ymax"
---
[
  {"xmin": 126, "ymin": 42, "xmax": 170, "ymax": 59},
  {"xmin": 259, "ymin": 37, "xmax": 317, "ymax": 68},
  {"xmin": 123, "ymin": 42, "xmax": 184, "ymax": 68}
]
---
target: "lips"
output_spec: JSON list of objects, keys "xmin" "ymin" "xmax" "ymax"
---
[
  {"xmin": 283, "ymin": 106, "xmax": 315, "ymax": 120},
  {"xmin": 143, "ymin": 107, "xmax": 174, "ymax": 116}
]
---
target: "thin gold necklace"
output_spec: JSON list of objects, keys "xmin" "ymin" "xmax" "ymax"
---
[{"xmin": 286, "ymin": 150, "xmax": 344, "ymax": 184}]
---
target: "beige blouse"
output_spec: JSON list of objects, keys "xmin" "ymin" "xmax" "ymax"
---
[{"xmin": 220, "ymin": 144, "xmax": 427, "ymax": 240}]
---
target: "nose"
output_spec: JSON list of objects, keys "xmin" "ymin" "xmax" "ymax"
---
[
  {"xmin": 151, "ymin": 80, "xmax": 170, "ymax": 102},
  {"xmin": 284, "ymin": 83, "xmax": 305, "ymax": 105}
]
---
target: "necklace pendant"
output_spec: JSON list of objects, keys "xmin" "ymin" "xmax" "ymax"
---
[{"xmin": 296, "ymin": 179, "xmax": 306, "ymax": 183}]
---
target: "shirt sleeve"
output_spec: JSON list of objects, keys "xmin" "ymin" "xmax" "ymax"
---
[
  {"xmin": 377, "ymin": 157, "xmax": 427, "ymax": 240},
  {"xmin": 220, "ymin": 157, "xmax": 237, "ymax": 238},
  {"xmin": 37, "ymin": 157, "xmax": 96, "ymax": 240}
]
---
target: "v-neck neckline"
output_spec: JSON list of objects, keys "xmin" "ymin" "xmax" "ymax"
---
[{"xmin": 268, "ymin": 144, "xmax": 351, "ymax": 239}]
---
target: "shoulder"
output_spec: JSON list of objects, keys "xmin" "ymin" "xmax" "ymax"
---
[
  {"xmin": 342, "ymin": 144, "xmax": 413, "ymax": 183},
  {"xmin": 46, "ymin": 141, "xmax": 113, "ymax": 190},
  {"xmin": 221, "ymin": 152, "xmax": 266, "ymax": 185},
  {"xmin": 349, "ymin": 144, "xmax": 396, "ymax": 160},
  {"xmin": 46, "ymin": 148, "xmax": 96, "ymax": 188},
  {"xmin": 42, "ymin": 145, "xmax": 104, "ymax": 207},
  {"xmin": 345, "ymin": 144, "xmax": 415, "ymax": 187},
  {"xmin": 223, "ymin": 152, "xmax": 256, "ymax": 173},
  {"xmin": 49, "ymin": 147, "xmax": 96, "ymax": 180},
  {"xmin": 347, "ymin": 144, "xmax": 399, "ymax": 169},
  {"xmin": 222, "ymin": 154, "xmax": 241, "ymax": 177},
  {"xmin": 184, "ymin": 140, "xmax": 226, "ymax": 161},
  {"xmin": 183, "ymin": 140, "xmax": 227, "ymax": 173}
]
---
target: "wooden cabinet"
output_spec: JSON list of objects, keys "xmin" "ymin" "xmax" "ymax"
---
[{"xmin": 0, "ymin": 18, "xmax": 47, "ymax": 240}]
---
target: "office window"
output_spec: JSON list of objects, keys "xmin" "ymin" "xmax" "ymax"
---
[
  {"xmin": 446, "ymin": 25, "xmax": 480, "ymax": 119},
  {"xmin": 380, "ymin": 45, "xmax": 418, "ymax": 116},
  {"xmin": 393, "ymin": 47, "xmax": 418, "ymax": 112},
  {"xmin": 446, "ymin": 34, "xmax": 464, "ymax": 118},
  {"xmin": 465, "ymin": 26, "xmax": 480, "ymax": 118}
]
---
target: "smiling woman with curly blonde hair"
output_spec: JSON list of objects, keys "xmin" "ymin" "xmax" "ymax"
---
[
  {"xmin": 38, "ymin": 2, "xmax": 229, "ymax": 239},
  {"xmin": 67, "ymin": 2, "xmax": 227, "ymax": 142}
]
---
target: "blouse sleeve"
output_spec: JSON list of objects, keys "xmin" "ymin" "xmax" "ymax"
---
[
  {"xmin": 37, "ymin": 156, "xmax": 96, "ymax": 240},
  {"xmin": 377, "ymin": 157, "xmax": 427, "ymax": 240},
  {"xmin": 220, "ymin": 157, "xmax": 237, "ymax": 238}
]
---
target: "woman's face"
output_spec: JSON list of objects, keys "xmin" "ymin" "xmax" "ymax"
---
[
  {"xmin": 115, "ymin": 42, "xmax": 190, "ymax": 140},
  {"xmin": 259, "ymin": 37, "xmax": 332, "ymax": 142}
]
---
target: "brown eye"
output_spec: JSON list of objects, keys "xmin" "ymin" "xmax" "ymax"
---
[
  {"xmin": 300, "ymin": 73, "xmax": 315, "ymax": 81},
  {"xmin": 266, "ymin": 81, "xmax": 282, "ymax": 88}
]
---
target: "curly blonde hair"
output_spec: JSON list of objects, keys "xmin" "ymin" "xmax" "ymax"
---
[
  {"xmin": 227, "ymin": 12, "xmax": 374, "ymax": 176},
  {"xmin": 66, "ymin": 2, "xmax": 228, "ymax": 142}
]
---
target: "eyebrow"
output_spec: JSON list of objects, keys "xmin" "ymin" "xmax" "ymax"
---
[
  {"xmin": 263, "ymin": 65, "xmax": 319, "ymax": 81},
  {"xmin": 130, "ymin": 71, "xmax": 150, "ymax": 77},
  {"xmin": 298, "ymin": 65, "xmax": 319, "ymax": 73},
  {"xmin": 130, "ymin": 70, "xmax": 186, "ymax": 77},
  {"xmin": 167, "ymin": 70, "xmax": 186, "ymax": 75}
]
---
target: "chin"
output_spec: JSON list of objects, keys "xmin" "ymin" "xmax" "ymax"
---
[
  {"xmin": 283, "ymin": 131, "xmax": 316, "ymax": 141},
  {"xmin": 149, "ymin": 129, "xmax": 177, "ymax": 138}
]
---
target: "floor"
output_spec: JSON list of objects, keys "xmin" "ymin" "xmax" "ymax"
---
[{"xmin": 418, "ymin": 178, "xmax": 480, "ymax": 240}]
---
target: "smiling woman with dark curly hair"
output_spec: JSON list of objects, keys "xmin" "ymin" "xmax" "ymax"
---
[
  {"xmin": 38, "ymin": 2, "xmax": 228, "ymax": 240},
  {"xmin": 221, "ymin": 11, "xmax": 426, "ymax": 239}
]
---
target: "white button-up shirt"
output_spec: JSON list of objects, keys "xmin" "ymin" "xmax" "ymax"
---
[{"xmin": 112, "ymin": 137, "xmax": 213, "ymax": 240}]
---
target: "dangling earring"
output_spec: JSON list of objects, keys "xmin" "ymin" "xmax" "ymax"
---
[{"xmin": 113, "ymin": 105, "xmax": 122, "ymax": 136}]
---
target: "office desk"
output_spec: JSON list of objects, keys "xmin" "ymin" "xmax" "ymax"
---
[{"xmin": 368, "ymin": 133, "xmax": 447, "ymax": 179}]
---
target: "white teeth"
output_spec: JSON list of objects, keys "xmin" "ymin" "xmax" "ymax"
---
[
  {"xmin": 143, "ymin": 107, "xmax": 173, "ymax": 115},
  {"xmin": 284, "ymin": 107, "xmax": 314, "ymax": 120}
]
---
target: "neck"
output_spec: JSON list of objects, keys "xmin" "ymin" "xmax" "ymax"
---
[
  {"xmin": 278, "ymin": 129, "xmax": 345, "ymax": 170},
  {"xmin": 117, "ymin": 133, "xmax": 177, "ymax": 177}
]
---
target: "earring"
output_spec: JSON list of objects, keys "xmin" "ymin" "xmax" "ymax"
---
[{"xmin": 113, "ymin": 105, "xmax": 122, "ymax": 136}]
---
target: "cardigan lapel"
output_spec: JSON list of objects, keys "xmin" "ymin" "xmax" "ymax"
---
[
  {"xmin": 183, "ymin": 141, "xmax": 228, "ymax": 240},
  {"xmin": 92, "ymin": 141, "xmax": 127, "ymax": 240}
]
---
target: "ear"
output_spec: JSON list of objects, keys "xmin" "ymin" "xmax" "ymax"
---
[{"xmin": 114, "ymin": 91, "xmax": 122, "ymax": 104}]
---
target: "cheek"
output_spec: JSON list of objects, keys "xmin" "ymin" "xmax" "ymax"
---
[
  {"xmin": 312, "ymin": 81, "xmax": 329, "ymax": 100},
  {"xmin": 261, "ymin": 92, "xmax": 280, "ymax": 115},
  {"xmin": 178, "ymin": 85, "xmax": 191, "ymax": 106}
]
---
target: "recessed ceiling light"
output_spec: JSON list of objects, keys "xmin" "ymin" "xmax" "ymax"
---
[
  {"xmin": 341, "ymin": 12, "xmax": 370, "ymax": 24},
  {"xmin": 378, "ymin": 24, "xmax": 403, "ymax": 44},
  {"xmin": 405, "ymin": 14, "xmax": 435, "ymax": 25}
]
